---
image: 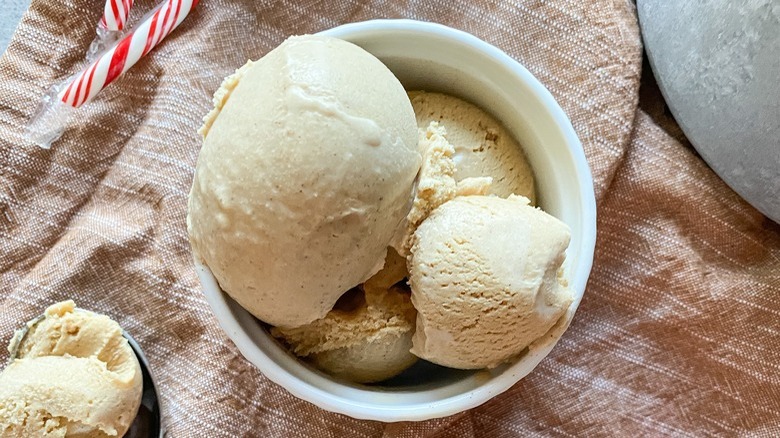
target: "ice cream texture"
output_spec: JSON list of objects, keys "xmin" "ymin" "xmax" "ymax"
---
[
  {"xmin": 188, "ymin": 35, "xmax": 421, "ymax": 328},
  {"xmin": 408, "ymin": 196, "xmax": 573, "ymax": 369},
  {"xmin": 392, "ymin": 121, "xmax": 492, "ymax": 255},
  {"xmin": 189, "ymin": 32, "xmax": 572, "ymax": 380},
  {"xmin": 272, "ymin": 249, "xmax": 417, "ymax": 383},
  {"xmin": 0, "ymin": 301, "xmax": 142, "ymax": 437},
  {"xmin": 409, "ymin": 91, "xmax": 536, "ymax": 203}
]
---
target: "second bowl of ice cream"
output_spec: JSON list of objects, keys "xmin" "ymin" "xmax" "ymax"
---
[{"xmin": 192, "ymin": 19, "xmax": 596, "ymax": 421}]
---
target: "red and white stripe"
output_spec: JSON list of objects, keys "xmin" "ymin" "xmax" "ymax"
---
[
  {"xmin": 60, "ymin": 0, "xmax": 198, "ymax": 108},
  {"xmin": 99, "ymin": 0, "xmax": 135, "ymax": 31}
]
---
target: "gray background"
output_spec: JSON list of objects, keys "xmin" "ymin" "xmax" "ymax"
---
[{"xmin": 0, "ymin": 0, "xmax": 30, "ymax": 54}]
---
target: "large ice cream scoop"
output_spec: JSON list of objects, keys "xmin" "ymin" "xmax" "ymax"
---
[
  {"xmin": 408, "ymin": 195, "xmax": 573, "ymax": 369},
  {"xmin": 188, "ymin": 35, "xmax": 421, "ymax": 328},
  {"xmin": 0, "ymin": 301, "xmax": 144, "ymax": 437}
]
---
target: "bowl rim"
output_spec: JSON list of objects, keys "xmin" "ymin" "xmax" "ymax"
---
[{"xmin": 197, "ymin": 18, "xmax": 597, "ymax": 422}]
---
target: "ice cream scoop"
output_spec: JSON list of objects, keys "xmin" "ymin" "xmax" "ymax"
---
[
  {"xmin": 408, "ymin": 195, "xmax": 573, "ymax": 369},
  {"xmin": 0, "ymin": 301, "xmax": 143, "ymax": 437},
  {"xmin": 409, "ymin": 91, "xmax": 536, "ymax": 203},
  {"xmin": 271, "ymin": 248, "xmax": 417, "ymax": 383},
  {"xmin": 188, "ymin": 35, "xmax": 421, "ymax": 328}
]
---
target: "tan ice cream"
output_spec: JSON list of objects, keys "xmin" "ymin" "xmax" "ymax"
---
[
  {"xmin": 189, "ymin": 34, "xmax": 569, "ymax": 380},
  {"xmin": 188, "ymin": 35, "xmax": 421, "ymax": 328},
  {"xmin": 392, "ymin": 121, "xmax": 492, "ymax": 255},
  {"xmin": 408, "ymin": 196, "xmax": 573, "ymax": 369},
  {"xmin": 409, "ymin": 91, "xmax": 536, "ymax": 202},
  {"xmin": 0, "ymin": 301, "xmax": 142, "ymax": 437},
  {"xmin": 406, "ymin": 122, "xmax": 493, "ymax": 230},
  {"xmin": 272, "ymin": 249, "xmax": 417, "ymax": 383}
]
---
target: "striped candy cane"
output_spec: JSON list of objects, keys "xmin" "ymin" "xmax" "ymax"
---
[
  {"xmin": 98, "ymin": 0, "xmax": 135, "ymax": 31},
  {"xmin": 60, "ymin": 0, "xmax": 199, "ymax": 107}
]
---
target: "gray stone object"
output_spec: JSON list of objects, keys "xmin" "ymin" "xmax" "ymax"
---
[
  {"xmin": 638, "ymin": 0, "xmax": 780, "ymax": 223},
  {"xmin": 0, "ymin": 0, "xmax": 30, "ymax": 54}
]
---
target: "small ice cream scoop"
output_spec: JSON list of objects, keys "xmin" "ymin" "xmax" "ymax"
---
[
  {"xmin": 408, "ymin": 195, "xmax": 573, "ymax": 369},
  {"xmin": 0, "ymin": 301, "xmax": 152, "ymax": 437},
  {"xmin": 408, "ymin": 91, "xmax": 536, "ymax": 203},
  {"xmin": 271, "ymin": 249, "xmax": 417, "ymax": 384}
]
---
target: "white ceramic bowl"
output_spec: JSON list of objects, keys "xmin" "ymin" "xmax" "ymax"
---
[{"xmin": 197, "ymin": 19, "xmax": 596, "ymax": 422}]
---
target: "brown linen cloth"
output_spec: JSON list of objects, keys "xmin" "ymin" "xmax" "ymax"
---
[{"xmin": 1, "ymin": 0, "xmax": 779, "ymax": 436}]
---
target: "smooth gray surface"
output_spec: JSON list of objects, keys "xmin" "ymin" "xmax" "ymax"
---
[
  {"xmin": 0, "ymin": 0, "xmax": 30, "ymax": 54},
  {"xmin": 638, "ymin": 0, "xmax": 780, "ymax": 223}
]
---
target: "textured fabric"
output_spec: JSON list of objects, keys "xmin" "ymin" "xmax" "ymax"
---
[{"xmin": 1, "ymin": 0, "xmax": 778, "ymax": 436}]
